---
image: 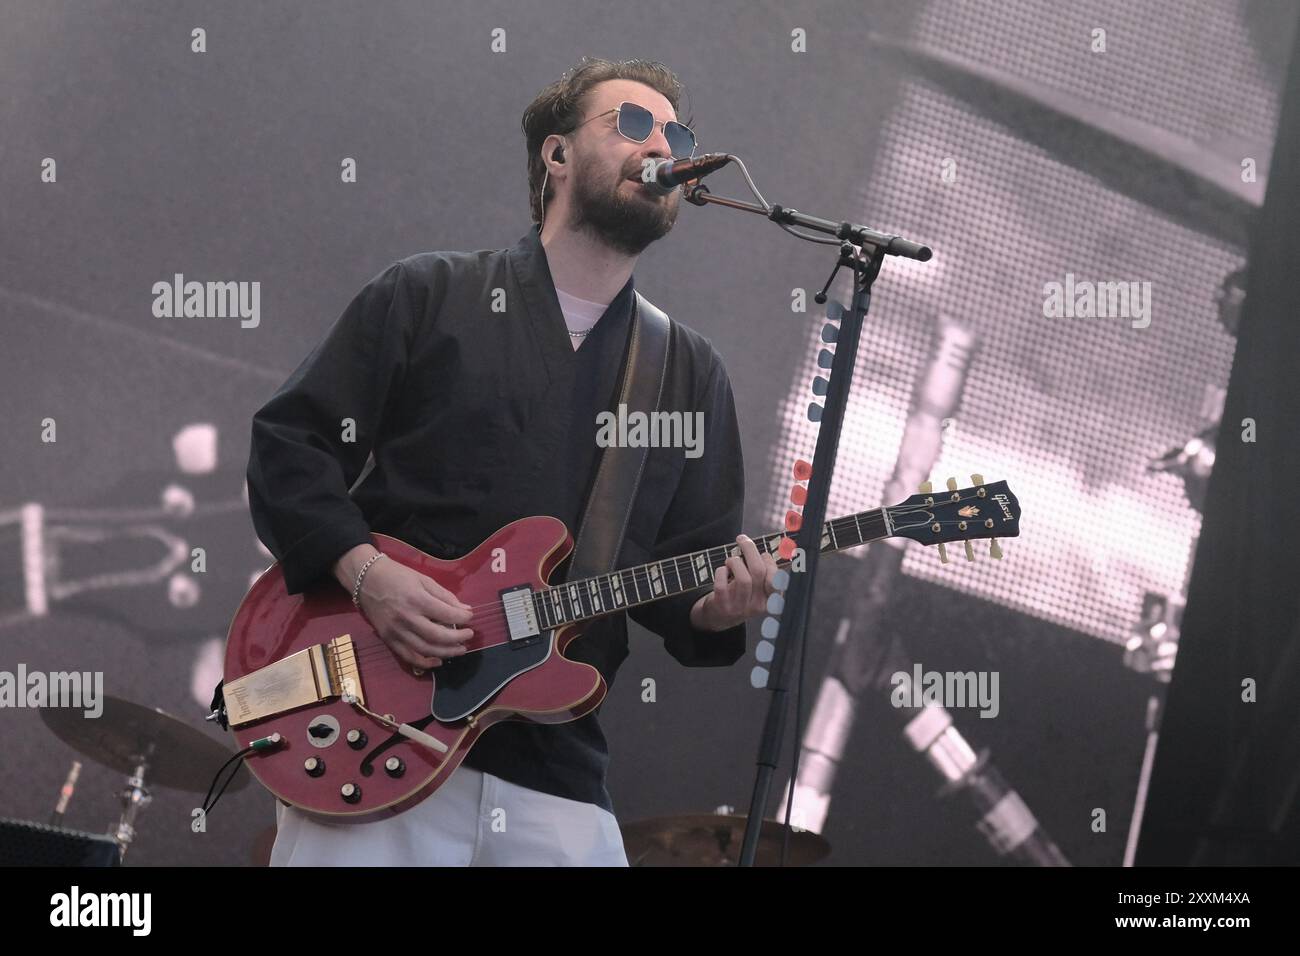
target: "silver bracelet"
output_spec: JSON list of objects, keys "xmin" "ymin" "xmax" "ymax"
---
[{"xmin": 351, "ymin": 551, "xmax": 386, "ymax": 607}]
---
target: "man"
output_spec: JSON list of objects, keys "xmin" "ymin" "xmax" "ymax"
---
[{"xmin": 246, "ymin": 57, "xmax": 778, "ymax": 866}]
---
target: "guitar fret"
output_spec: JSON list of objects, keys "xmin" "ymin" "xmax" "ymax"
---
[
  {"xmin": 692, "ymin": 551, "xmax": 711, "ymax": 586},
  {"xmin": 520, "ymin": 510, "xmax": 899, "ymax": 627}
]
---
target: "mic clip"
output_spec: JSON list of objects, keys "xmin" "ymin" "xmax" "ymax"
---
[{"xmin": 682, "ymin": 180, "xmax": 711, "ymax": 206}]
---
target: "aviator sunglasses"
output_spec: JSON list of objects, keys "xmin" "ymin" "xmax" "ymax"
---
[{"xmin": 573, "ymin": 101, "xmax": 697, "ymax": 160}]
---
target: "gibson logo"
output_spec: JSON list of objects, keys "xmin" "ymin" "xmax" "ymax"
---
[{"xmin": 993, "ymin": 493, "xmax": 1015, "ymax": 522}]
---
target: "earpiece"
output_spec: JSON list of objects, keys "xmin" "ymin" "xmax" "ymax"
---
[{"xmin": 552, "ymin": 144, "xmax": 565, "ymax": 163}]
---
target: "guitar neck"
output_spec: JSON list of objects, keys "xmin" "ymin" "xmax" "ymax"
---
[{"xmin": 532, "ymin": 507, "xmax": 890, "ymax": 628}]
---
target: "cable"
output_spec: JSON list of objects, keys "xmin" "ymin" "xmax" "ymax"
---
[
  {"xmin": 200, "ymin": 733, "xmax": 281, "ymax": 817},
  {"xmin": 724, "ymin": 155, "xmax": 841, "ymax": 247}
]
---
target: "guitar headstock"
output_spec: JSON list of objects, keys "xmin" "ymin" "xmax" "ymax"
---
[{"xmin": 886, "ymin": 475, "xmax": 1020, "ymax": 562}]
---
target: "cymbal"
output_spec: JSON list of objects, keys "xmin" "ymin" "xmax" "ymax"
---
[
  {"xmin": 40, "ymin": 695, "xmax": 248, "ymax": 794},
  {"xmin": 621, "ymin": 813, "xmax": 830, "ymax": 867}
]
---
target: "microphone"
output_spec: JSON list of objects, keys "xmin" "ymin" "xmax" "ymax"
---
[{"xmin": 638, "ymin": 152, "xmax": 733, "ymax": 194}]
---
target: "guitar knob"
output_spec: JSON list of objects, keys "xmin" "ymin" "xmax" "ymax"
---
[
  {"xmin": 340, "ymin": 782, "xmax": 362, "ymax": 804},
  {"xmin": 384, "ymin": 756, "xmax": 406, "ymax": 778},
  {"xmin": 304, "ymin": 756, "xmax": 325, "ymax": 778},
  {"xmin": 990, "ymin": 539, "xmax": 1003, "ymax": 560},
  {"xmin": 346, "ymin": 729, "xmax": 368, "ymax": 750},
  {"xmin": 964, "ymin": 540, "xmax": 975, "ymax": 561}
]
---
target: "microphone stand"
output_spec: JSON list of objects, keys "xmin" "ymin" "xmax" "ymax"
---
[{"xmin": 679, "ymin": 182, "xmax": 932, "ymax": 867}]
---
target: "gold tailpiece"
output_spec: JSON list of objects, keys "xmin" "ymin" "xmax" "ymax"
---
[{"xmin": 224, "ymin": 635, "xmax": 364, "ymax": 728}]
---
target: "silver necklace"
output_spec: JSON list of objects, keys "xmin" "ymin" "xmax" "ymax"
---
[{"xmin": 568, "ymin": 328, "xmax": 591, "ymax": 337}]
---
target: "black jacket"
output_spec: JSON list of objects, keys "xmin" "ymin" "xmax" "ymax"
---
[{"xmin": 246, "ymin": 224, "xmax": 747, "ymax": 813}]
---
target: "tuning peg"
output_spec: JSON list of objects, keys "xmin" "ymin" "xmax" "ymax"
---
[
  {"xmin": 989, "ymin": 539, "xmax": 1003, "ymax": 559},
  {"xmin": 964, "ymin": 540, "xmax": 975, "ymax": 561},
  {"xmin": 946, "ymin": 477, "xmax": 958, "ymax": 491},
  {"xmin": 971, "ymin": 473, "xmax": 984, "ymax": 486},
  {"xmin": 919, "ymin": 480, "xmax": 933, "ymax": 494},
  {"xmin": 937, "ymin": 542, "xmax": 949, "ymax": 563}
]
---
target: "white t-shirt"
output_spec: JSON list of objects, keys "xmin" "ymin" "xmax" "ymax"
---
[{"xmin": 554, "ymin": 287, "xmax": 609, "ymax": 350}]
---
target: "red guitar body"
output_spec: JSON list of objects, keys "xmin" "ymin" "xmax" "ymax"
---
[
  {"xmin": 223, "ymin": 516, "xmax": 603, "ymax": 823},
  {"xmin": 224, "ymin": 478, "xmax": 1023, "ymax": 823}
]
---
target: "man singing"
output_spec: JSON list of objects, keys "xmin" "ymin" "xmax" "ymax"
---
[{"xmin": 246, "ymin": 57, "xmax": 778, "ymax": 866}]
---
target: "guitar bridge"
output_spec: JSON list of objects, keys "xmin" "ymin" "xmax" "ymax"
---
[{"xmin": 223, "ymin": 634, "xmax": 364, "ymax": 728}]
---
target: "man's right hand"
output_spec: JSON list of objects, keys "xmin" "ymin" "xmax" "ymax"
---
[{"xmin": 334, "ymin": 544, "xmax": 474, "ymax": 669}]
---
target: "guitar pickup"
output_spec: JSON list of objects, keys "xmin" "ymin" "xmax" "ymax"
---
[
  {"xmin": 223, "ymin": 634, "xmax": 364, "ymax": 728},
  {"xmin": 499, "ymin": 585, "xmax": 541, "ymax": 643}
]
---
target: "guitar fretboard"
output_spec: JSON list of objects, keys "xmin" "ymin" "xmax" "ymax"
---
[{"xmin": 529, "ymin": 507, "xmax": 890, "ymax": 628}]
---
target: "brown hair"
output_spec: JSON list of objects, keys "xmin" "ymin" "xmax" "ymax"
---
[{"xmin": 521, "ymin": 57, "xmax": 691, "ymax": 224}]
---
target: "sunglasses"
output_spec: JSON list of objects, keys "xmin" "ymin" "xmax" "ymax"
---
[{"xmin": 574, "ymin": 101, "xmax": 697, "ymax": 160}]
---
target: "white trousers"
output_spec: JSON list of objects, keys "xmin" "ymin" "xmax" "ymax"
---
[{"xmin": 268, "ymin": 765, "xmax": 629, "ymax": 866}]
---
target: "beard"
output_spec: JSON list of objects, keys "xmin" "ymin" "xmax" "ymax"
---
[{"xmin": 567, "ymin": 153, "xmax": 680, "ymax": 256}]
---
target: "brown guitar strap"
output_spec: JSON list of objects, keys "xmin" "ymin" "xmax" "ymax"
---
[{"xmin": 565, "ymin": 291, "xmax": 671, "ymax": 581}]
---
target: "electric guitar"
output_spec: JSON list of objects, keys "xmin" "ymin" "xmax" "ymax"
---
[{"xmin": 221, "ymin": 476, "xmax": 1021, "ymax": 822}]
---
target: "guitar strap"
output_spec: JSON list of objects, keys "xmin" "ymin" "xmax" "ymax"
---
[
  {"xmin": 564, "ymin": 291, "xmax": 671, "ymax": 582},
  {"xmin": 208, "ymin": 294, "xmax": 672, "ymax": 732}
]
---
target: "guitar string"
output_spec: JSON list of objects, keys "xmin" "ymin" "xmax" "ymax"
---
[
  {"xmin": 423, "ymin": 489, "xmax": 991, "ymax": 617},
  {"xmin": 343, "ymin": 527, "xmax": 872, "ymax": 667},
  {"xmin": 342, "ymin": 498, "xmax": 998, "ymax": 668},
  {"xmin": 363, "ymin": 508, "xmax": 889, "ymax": 618},
  {"xmin": 343, "ymin": 510, "xmax": 900, "ymax": 665},
  {"xmin": 344, "ymin": 555, "xmax": 773, "ymax": 667},
  {"xmin": 355, "ymin": 510, "xmax": 886, "ymax": 631},
  {"xmin": 344, "ymin": 502, "xmax": 994, "ymax": 671}
]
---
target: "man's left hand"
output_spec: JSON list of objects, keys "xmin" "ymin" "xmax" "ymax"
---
[{"xmin": 690, "ymin": 534, "xmax": 780, "ymax": 632}]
